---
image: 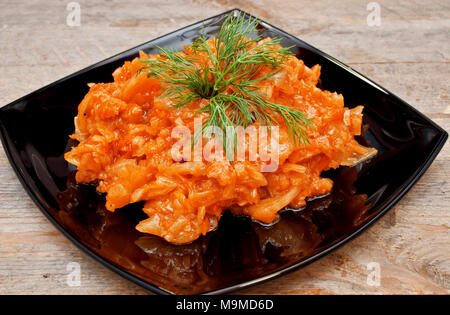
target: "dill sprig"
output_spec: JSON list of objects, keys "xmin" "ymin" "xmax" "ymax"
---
[{"xmin": 139, "ymin": 13, "xmax": 313, "ymax": 151}]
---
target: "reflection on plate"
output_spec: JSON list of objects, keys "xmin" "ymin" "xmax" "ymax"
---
[{"xmin": 56, "ymin": 166, "xmax": 370, "ymax": 294}]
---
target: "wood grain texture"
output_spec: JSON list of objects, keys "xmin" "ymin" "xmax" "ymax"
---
[{"xmin": 0, "ymin": 0, "xmax": 448, "ymax": 295}]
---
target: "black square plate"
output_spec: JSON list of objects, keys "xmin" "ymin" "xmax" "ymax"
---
[{"xmin": 0, "ymin": 9, "xmax": 447, "ymax": 294}]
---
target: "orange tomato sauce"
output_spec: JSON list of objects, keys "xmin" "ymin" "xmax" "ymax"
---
[{"xmin": 65, "ymin": 38, "xmax": 375, "ymax": 243}]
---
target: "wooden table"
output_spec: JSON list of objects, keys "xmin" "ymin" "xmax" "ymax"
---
[{"xmin": 0, "ymin": 0, "xmax": 448, "ymax": 294}]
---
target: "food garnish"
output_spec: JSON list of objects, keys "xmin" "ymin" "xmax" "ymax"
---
[{"xmin": 139, "ymin": 14, "xmax": 312, "ymax": 150}]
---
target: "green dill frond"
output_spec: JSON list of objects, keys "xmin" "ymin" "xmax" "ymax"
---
[{"xmin": 139, "ymin": 13, "xmax": 313, "ymax": 152}]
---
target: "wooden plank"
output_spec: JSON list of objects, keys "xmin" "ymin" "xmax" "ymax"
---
[{"xmin": 0, "ymin": 0, "xmax": 448, "ymax": 294}]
